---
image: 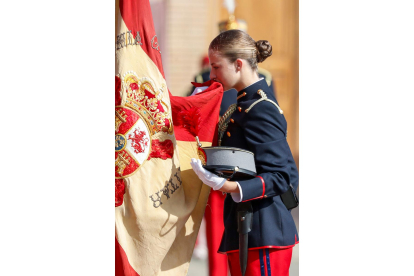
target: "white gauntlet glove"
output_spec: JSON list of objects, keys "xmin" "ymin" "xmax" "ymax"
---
[
  {"xmin": 190, "ymin": 86, "xmax": 208, "ymax": 96},
  {"xmin": 190, "ymin": 158, "xmax": 226, "ymax": 190}
]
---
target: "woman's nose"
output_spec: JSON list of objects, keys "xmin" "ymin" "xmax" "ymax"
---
[{"xmin": 209, "ymin": 71, "xmax": 216, "ymax": 80}]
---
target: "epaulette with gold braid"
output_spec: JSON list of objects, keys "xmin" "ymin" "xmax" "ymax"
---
[
  {"xmin": 218, "ymin": 103, "xmax": 237, "ymax": 146},
  {"xmin": 245, "ymin": 89, "xmax": 283, "ymax": 114}
]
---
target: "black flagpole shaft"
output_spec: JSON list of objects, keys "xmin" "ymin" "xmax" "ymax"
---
[{"xmin": 237, "ymin": 202, "xmax": 253, "ymax": 276}]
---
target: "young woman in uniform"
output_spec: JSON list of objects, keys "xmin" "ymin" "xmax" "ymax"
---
[{"xmin": 191, "ymin": 29, "xmax": 299, "ymax": 276}]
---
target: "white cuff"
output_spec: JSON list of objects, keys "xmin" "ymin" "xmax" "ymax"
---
[{"xmin": 230, "ymin": 182, "xmax": 243, "ymax": 203}]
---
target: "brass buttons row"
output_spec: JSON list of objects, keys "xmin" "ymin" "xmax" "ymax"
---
[{"xmin": 227, "ymin": 118, "xmax": 236, "ymax": 137}]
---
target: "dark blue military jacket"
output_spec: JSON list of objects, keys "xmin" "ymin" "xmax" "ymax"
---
[{"xmin": 218, "ymin": 78, "xmax": 299, "ymax": 253}]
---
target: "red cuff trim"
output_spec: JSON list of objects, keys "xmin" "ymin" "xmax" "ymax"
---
[
  {"xmin": 241, "ymin": 176, "xmax": 265, "ymax": 202},
  {"xmin": 242, "ymin": 196, "xmax": 262, "ymax": 202},
  {"xmin": 257, "ymin": 176, "xmax": 265, "ymax": 197},
  {"xmin": 218, "ymin": 243, "xmax": 299, "ymax": 255}
]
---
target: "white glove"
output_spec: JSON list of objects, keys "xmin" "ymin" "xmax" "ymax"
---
[
  {"xmin": 190, "ymin": 86, "xmax": 209, "ymax": 96},
  {"xmin": 190, "ymin": 158, "xmax": 226, "ymax": 190}
]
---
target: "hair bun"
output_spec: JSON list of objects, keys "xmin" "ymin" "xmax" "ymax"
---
[{"xmin": 255, "ymin": 40, "xmax": 272, "ymax": 63}]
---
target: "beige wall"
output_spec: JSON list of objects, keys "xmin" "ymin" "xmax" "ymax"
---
[
  {"xmin": 158, "ymin": 0, "xmax": 299, "ymax": 163},
  {"xmin": 164, "ymin": 0, "xmax": 221, "ymax": 96}
]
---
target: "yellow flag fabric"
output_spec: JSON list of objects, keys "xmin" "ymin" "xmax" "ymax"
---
[{"xmin": 115, "ymin": 0, "xmax": 223, "ymax": 275}]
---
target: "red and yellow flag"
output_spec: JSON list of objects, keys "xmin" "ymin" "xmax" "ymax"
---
[{"xmin": 115, "ymin": 0, "xmax": 223, "ymax": 275}]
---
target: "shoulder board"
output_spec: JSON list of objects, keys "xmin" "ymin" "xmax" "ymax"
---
[{"xmin": 245, "ymin": 89, "xmax": 283, "ymax": 114}]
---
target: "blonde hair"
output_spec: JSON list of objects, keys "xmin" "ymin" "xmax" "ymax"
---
[{"xmin": 209, "ymin": 29, "xmax": 272, "ymax": 70}]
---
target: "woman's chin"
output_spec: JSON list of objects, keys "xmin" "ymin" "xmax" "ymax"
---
[{"xmin": 215, "ymin": 81, "xmax": 228, "ymax": 90}]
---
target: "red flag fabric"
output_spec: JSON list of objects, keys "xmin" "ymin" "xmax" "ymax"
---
[
  {"xmin": 119, "ymin": 0, "xmax": 164, "ymax": 77},
  {"xmin": 171, "ymin": 81, "xmax": 223, "ymax": 142},
  {"xmin": 205, "ymin": 191, "xmax": 228, "ymax": 276},
  {"xmin": 115, "ymin": 0, "xmax": 223, "ymax": 275}
]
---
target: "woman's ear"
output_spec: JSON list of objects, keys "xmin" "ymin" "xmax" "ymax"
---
[{"xmin": 235, "ymin": 59, "xmax": 243, "ymax": 72}]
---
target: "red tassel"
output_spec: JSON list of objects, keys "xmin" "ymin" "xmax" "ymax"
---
[{"xmin": 177, "ymin": 107, "xmax": 201, "ymax": 137}]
